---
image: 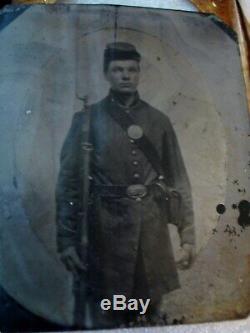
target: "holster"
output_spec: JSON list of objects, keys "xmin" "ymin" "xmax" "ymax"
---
[{"xmin": 152, "ymin": 180, "xmax": 183, "ymax": 227}]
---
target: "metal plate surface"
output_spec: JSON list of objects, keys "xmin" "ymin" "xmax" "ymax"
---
[{"xmin": 0, "ymin": 2, "xmax": 249, "ymax": 332}]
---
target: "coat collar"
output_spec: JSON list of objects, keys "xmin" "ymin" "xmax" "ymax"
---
[{"xmin": 107, "ymin": 89, "xmax": 141, "ymax": 111}]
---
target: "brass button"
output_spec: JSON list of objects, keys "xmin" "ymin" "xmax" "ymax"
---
[
  {"xmin": 131, "ymin": 149, "xmax": 137, "ymax": 156},
  {"xmin": 132, "ymin": 160, "xmax": 139, "ymax": 166},
  {"xmin": 130, "ymin": 139, "xmax": 135, "ymax": 144},
  {"xmin": 133, "ymin": 173, "xmax": 140, "ymax": 179}
]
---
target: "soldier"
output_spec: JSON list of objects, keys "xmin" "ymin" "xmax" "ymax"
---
[{"xmin": 56, "ymin": 42, "xmax": 195, "ymax": 328}]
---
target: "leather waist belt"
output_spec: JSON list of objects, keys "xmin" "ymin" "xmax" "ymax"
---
[{"xmin": 93, "ymin": 184, "xmax": 153, "ymax": 199}]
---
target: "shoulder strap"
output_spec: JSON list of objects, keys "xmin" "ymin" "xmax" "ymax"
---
[{"xmin": 105, "ymin": 101, "xmax": 165, "ymax": 179}]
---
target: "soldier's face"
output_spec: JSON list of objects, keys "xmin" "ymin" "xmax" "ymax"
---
[{"xmin": 105, "ymin": 60, "xmax": 140, "ymax": 94}]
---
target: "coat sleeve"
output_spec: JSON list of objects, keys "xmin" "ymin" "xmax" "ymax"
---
[
  {"xmin": 55, "ymin": 112, "xmax": 83, "ymax": 253},
  {"xmin": 162, "ymin": 117, "xmax": 195, "ymax": 247}
]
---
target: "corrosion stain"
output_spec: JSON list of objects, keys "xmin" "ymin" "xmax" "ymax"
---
[
  {"xmin": 216, "ymin": 203, "xmax": 226, "ymax": 215},
  {"xmin": 212, "ymin": 228, "xmax": 217, "ymax": 234},
  {"xmin": 224, "ymin": 224, "xmax": 237, "ymax": 236},
  {"xmin": 238, "ymin": 200, "xmax": 250, "ymax": 227}
]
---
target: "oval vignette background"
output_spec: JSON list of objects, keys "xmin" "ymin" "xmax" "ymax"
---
[{"xmin": 0, "ymin": 4, "xmax": 249, "ymax": 326}]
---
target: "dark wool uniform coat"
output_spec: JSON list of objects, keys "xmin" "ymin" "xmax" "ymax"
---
[{"xmin": 56, "ymin": 91, "xmax": 195, "ymax": 306}]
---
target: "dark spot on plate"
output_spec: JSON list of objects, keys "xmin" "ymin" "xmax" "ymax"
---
[
  {"xmin": 224, "ymin": 224, "xmax": 237, "ymax": 236},
  {"xmin": 238, "ymin": 200, "xmax": 250, "ymax": 227},
  {"xmin": 216, "ymin": 204, "xmax": 226, "ymax": 215}
]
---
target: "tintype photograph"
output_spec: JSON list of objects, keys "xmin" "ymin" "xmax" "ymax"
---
[{"xmin": 0, "ymin": 4, "xmax": 249, "ymax": 331}]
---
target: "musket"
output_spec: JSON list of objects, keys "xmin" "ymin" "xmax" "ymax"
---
[
  {"xmin": 78, "ymin": 95, "xmax": 93, "ymax": 248},
  {"xmin": 73, "ymin": 94, "xmax": 93, "ymax": 328}
]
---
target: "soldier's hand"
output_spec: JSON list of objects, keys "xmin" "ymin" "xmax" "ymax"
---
[
  {"xmin": 176, "ymin": 244, "xmax": 195, "ymax": 270},
  {"xmin": 60, "ymin": 246, "xmax": 86, "ymax": 274}
]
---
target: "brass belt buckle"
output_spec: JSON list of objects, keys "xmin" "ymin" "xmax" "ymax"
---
[{"xmin": 126, "ymin": 184, "xmax": 148, "ymax": 199}]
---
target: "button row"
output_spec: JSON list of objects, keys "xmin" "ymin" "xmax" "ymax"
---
[
  {"xmin": 130, "ymin": 139, "xmax": 140, "ymax": 179},
  {"xmin": 133, "ymin": 173, "xmax": 140, "ymax": 179},
  {"xmin": 131, "ymin": 149, "xmax": 137, "ymax": 156}
]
